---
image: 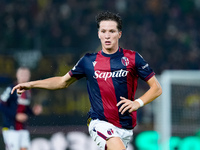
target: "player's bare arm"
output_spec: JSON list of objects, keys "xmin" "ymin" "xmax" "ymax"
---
[
  {"xmin": 11, "ymin": 73, "xmax": 76, "ymax": 95},
  {"xmin": 117, "ymin": 75, "xmax": 162, "ymax": 114}
]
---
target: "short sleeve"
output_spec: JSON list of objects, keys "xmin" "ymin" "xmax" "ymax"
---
[
  {"xmin": 135, "ymin": 52, "xmax": 155, "ymax": 81},
  {"xmin": 69, "ymin": 56, "xmax": 86, "ymax": 80}
]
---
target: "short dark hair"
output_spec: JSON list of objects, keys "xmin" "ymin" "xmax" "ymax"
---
[{"xmin": 95, "ymin": 11, "xmax": 122, "ymax": 31}]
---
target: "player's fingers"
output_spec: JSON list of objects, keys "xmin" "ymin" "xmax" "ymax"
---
[
  {"xmin": 121, "ymin": 105, "xmax": 132, "ymax": 114},
  {"xmin": 120, "ymin": 96, "xmax": 126, "ymax": 100},
  {"xmin": 121, "ymin": 101, "xmax": 133, "ymax": 114},
  {"xmin": 11, "ymin": 85, "xmax": 19, "ymax": 94},
  {"xmin": 17, "ymin": 89, "xmax": 25, "ymax": 95},
  {"xmin": 117, "ymin": 96, "xmax": 130, "ymax": 105},
  {"xmin": 118, "ymin": 102, "xmax": 125, "ymax": 112},
  {"xmin": 116, "ymin": 99, "xmax": 126, "ymax": 106},
  {"xmin": 118, "ymin": 102, "xmax": 130, "ymax": 113}
]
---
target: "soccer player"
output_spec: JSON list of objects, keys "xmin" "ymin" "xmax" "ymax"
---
[
  {"xmin": 11, "ymin": 12, "xmax": 162, "ymax": 150},
  {"xmin": 0, "ymin": 67, "xmax": 42, "ymax": 150}
]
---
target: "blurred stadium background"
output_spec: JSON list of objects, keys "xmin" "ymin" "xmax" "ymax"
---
[{"xmin": 0, "ymin": 0, "xmax": 200, "ymax": 150}]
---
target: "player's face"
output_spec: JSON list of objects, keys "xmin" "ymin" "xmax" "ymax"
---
[
  {"xmin": 16, "ymin": 68, "xmax": 31, "ymax": 83},
  {"xmin": 98, "ymin": 20, "xmax": 122, "ymax": 53}
]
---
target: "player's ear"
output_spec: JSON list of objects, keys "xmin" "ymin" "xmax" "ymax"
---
[{"xmin": 118, "ymin": 31, "xmax": 122, "ymax": 39}]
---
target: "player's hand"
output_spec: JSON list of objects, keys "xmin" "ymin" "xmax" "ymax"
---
[
  {"xmin": 32, "ymin": 104, "xmax": 43, "ymax": 115},
  {"xmin": 116, "ymin": 96, "xmax": 140, "ymax": 115},
  {"xmin": 11, "ymin": 82, "xmax": 31, "ymax": 95},
  {"xmin": 16, "ymin": 113, "xmax": 28, "ymax": 123}
]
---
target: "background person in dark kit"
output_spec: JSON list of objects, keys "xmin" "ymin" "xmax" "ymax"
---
[{"xmin": 0, "ymin": 67, "xmax": 42, "ymax": 150}]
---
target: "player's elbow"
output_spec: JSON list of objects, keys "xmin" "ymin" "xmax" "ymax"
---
[
  {"xmin": 64, "ymin": 82, "xmax": 71, "ymax": 88},
  {"xmin": 63, "ymin": 76, "xmax": 77, "ymax": 88},
  {"xmin": 151, "ymin": 81, "xmax": 162, "ymax": 99},
  {"xmin": 156, "ymin": 84, "xmax": 162, "ymax": 97}
]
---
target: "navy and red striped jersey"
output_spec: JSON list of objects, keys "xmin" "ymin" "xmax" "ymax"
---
[
  {"xmin": 69, "ymin": 48, "xmax": 155, "ymax": 129},
  {"xmin": 0, "ymin": 84, "xmax": 33, "ymax": 130}
]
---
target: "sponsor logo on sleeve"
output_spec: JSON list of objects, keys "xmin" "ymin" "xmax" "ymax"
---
[{"xmin": 142, "ymin": 63, "xmax": 149, "ymax": 69}]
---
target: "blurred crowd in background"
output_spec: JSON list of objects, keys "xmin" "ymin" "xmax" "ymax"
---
[
  {"xmin": 0, "ymin": 0, "xmax": 200, "ymax": 125},
  {"xmin": 0, "ymin": 0, "xmax": 200, "ymax": 77}
]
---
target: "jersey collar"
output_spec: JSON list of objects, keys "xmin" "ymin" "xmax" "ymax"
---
[{"xmin": 101, "ymin": 47, "xmax": 122, "ymax": 57}]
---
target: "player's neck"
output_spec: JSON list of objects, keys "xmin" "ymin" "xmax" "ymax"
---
[{"xmin": 102, "ymin": 47, "xmax": 119, "ymax": 54}]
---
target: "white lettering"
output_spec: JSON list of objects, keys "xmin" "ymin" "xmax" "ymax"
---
[
  {"xmin": 122, "ymin": 70, "xmax": 128, "ymax": 76},
  {"xmin": 105, "ymin": 72, "xmax": 112, "ymax": 80},
  {"xmin": 93, "ymin": 69, "xmax": 129, "ymax": 81},
  {"xmin": 93, "ymin": 70, "xmax": 100, "ymax": 79}
]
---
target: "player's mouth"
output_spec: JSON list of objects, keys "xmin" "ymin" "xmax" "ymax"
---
[{"xmin": 105, "ymin": 41, "xmax": 111, "ymax": 45}]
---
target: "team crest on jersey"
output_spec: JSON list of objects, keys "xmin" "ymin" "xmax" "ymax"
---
[
  {"xmin": 107, "ymin": 128, "xmax": 114, "ymax": 135},
  {"xmin": 121, "ymin": 57, "xmax": 129, "ymax": 66}
]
